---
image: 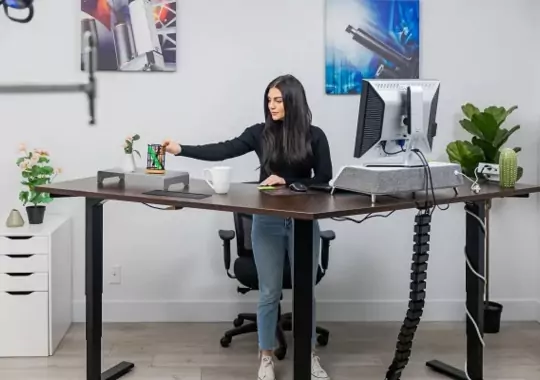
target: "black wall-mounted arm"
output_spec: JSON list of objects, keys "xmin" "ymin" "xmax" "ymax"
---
[{"xmin": 0, "ymin": 30, "xmax": 98, "ymax": 125}]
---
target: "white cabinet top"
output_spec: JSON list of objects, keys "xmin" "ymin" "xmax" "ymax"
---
[{"xmin": 0, "ymin": 213, "xmax": 70, "ymax": 237}]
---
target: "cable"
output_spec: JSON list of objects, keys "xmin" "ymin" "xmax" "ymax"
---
[
  {"xmin": 411, "ymin": 149, "xmax": 450, "ymax": 215},
  {"xmin": 455, "ymin": 168, "xmax": 481, "ymax": 194},
  {"xmin": 331, "ymin": 210, "xmax": 395, "ymax": 223},
  {"xmin": 381, "ymin": 141, "xmax": 406, "ymax": 156},
  {"xmin": 382, "ymin": 203, "xmax": 486, "ymax": 380},
  {"xmin": 464, "ymin": 208, "xmax": 486, "ymax": 234},
  {"xmin": 142, "ymin": 203, "xmax": 176, "ymax": 210},
  {"xmin": 385, "ymin": 209, "xmax": 431, "ymax": 380}
]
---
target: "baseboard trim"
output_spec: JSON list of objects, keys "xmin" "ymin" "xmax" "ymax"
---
[{"xmin": 72, "ymin": 299, "xmax": 540, "ymax": 323}]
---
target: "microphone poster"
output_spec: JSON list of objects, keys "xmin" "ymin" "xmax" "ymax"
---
[
  {"xmin": 325, "ymin": 0, "xmax": 420, "ymax": 95},
  {"xmin": 81, "ymin": 0, "xmax": 177, "ymax": 72}
]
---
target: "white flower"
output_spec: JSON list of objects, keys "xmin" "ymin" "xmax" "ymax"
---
[{"xmin": 19, "ymin": 159, "xmax": 30, "ymax": 170}]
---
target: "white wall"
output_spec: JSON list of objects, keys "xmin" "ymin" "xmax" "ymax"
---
[
  {"xmin": 0, "ymin": 0, "xmax": 539, "ymax": 323},
  {"xmin": 536, "ymin": 0, "xmax": 540, "ymax": 323}
]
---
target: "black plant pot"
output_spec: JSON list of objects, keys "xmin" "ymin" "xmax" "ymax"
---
[
  {"xmin": 26, "ymin": 205, "xmax": 46, "ymax": 224},
  {"xmin": 484, "ymin": 301, "xmax": 503, "ymax": 334}
]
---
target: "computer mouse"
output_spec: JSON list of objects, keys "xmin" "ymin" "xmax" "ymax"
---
[{"xmin": 289, "ymin": 182, "xmax": 308, "ymax": 192}]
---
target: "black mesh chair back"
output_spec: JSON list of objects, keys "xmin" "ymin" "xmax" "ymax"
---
[{"xmin": 233, "ymin": 213, "xmax": 254, "ymax": 257}]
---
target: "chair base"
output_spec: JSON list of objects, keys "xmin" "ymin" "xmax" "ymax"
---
[{"xmin": 220, "ymin": 311, "xmax": 330, "ymax": 360}]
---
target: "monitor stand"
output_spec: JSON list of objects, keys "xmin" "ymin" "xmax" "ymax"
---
[
  {"xmin": 330, "ymin": 162, "xmax": 464, "ymax": 201},
  {"xmin": 97, "ymin": 167, "xmax": 190, "ymax": 191}
]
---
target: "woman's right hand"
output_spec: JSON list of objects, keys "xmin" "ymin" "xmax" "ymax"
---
[{"xmin": 162, "ymin": 139, "xmax": 181, "ymax": 155}]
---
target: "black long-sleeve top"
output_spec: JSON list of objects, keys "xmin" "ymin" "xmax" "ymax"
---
[{"xmin": 177, "ymin": 123, "xmax": 333, "ymax": 185}]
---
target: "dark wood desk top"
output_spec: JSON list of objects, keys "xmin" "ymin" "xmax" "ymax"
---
[{"xmin": 36, "ymin": 176, "xmax": 540, "ymax": 220}]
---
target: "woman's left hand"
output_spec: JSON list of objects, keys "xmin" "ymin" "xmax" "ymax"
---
[{"xmin": 260, "ymin": 175, "xmax": 286, "ymax": 186}]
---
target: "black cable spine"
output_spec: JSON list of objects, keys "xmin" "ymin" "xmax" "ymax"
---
[{"xmin": 385, "ymin": 209, "xmax": 431, "ymax": 380}]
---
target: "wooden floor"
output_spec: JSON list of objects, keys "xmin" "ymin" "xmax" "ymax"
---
[{"xmin": 0, "ymin": 321, "xmax": 539, "ymax": 379}]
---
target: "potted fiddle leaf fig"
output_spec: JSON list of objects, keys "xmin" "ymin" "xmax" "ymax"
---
[
  {"xmin": 446, "ymin": 103, "xmax": 522, "ymax": 180},
  {"xmin": 447, "ymin": 103, "xmax": 524, "ymax": 335}
]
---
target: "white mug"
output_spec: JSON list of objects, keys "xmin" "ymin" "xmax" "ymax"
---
[{"xmin": 203, "ymin": 166, "xmax": 232, "ymax": 194}]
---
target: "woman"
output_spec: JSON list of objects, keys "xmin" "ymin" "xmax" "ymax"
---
[{"xmin": 163, "ymin": 74, "xmax": 332, "ymax": 380}]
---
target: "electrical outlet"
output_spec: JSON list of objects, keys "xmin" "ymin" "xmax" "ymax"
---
[
  {"xmin": 109, "ymin": 265, "xmax": 121, "ymax": 284},
  {"xmin": 477, "ymin": 163, "xmax": 499, "ymax": 181}
]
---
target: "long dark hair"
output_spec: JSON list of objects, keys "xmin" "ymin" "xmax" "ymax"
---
[{"xmin": 261, "ymin": 74, "xmax": 313, "ymax": 173}]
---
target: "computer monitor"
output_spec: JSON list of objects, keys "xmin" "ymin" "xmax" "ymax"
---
[{"xmin": 353, "ymin": 79, "xmax": 440, "ymax": 167}]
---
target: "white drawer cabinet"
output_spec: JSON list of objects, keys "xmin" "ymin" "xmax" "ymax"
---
[
  {"xmin": 0, "ymin": 273, "xmax": 49, "ymax": 292},
  {"xmin": 0, "ymin": 236, "xmax": 49, "ymax": 255},
  {"xmin": 0, "ymin": 214, "xmax": 72, "ymax": 357},
  {"xmin": 0, "ymin": 255, "xmax": 49, "ymax": 273}
]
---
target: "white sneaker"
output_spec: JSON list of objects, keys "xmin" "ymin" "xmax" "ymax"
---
[
  {"xmin": 311, "ymin": 352, "xmax": 330, "ymax": 380},
  {"xmin": 258, "ymin": 355, "xmax": 276, "ymax": 380}
]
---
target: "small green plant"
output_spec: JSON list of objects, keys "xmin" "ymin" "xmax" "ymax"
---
[
  {"xmin": 16, "ymin": 144, "xmax": 61, "ymax": 207},
  {"xmin": 124, "ymin": 134, "xmax": 141, "ymax": 157},
  {"xmin": 446, "ymin": 103, "xmax": 522, "ymax": 180},
  {"xmin": 499, "ymin": 148, "xmax": 518, "ymax": 188}
]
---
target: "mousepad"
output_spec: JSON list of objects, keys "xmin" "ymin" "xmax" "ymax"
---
[{"xmin": 259, "ymin": 188, "xmax": 316, "ymax": 196}]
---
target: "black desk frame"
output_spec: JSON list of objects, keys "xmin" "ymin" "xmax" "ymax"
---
[
  {"xmin": 86, "ymin": 198, "xmax": 134, "ymax": 380},
  {"xmin": 83, "ymin": 195, "xmax": 487, "ymax": 380},
  {"xmin": 425, "ymin": 201, "xmax": 485, "ymax": 380},
  {"xmin": 84, "ymin": 197, "xmax": 315, "ymax": 380}
]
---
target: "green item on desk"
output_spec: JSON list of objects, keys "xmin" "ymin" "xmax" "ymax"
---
[
  {"xmin": 147, "ymin": 145, "xmax": 163, "ymax": 170},
  {"xmin": 258, "ymin": 186, "xmax": 276, "ymax": 190},
  {"xmin": 499, "ymin": 148, "xmax": 518, "ymax": 188}
]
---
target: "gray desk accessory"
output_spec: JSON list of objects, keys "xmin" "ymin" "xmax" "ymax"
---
[
  {"xmin": 332, "ymin": 162, "xmax": 464, "ymax": 202},
  {"xmin": 97, "ymin": 168, "xmax": 190, "ymax": 190}
]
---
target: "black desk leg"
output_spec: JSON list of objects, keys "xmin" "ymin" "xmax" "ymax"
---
[
  {"xmin": 292, "ymin": 219, "xmax": 314, "ymax": 380},
  {"xmin": 86, "ymin": 198, "xmax": 134, "ymax": 380},
  {"xmin": 426, "ymin": 201, "xmax": 485, "ymax": 380}
]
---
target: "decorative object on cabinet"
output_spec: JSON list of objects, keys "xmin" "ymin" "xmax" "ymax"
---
[
  {"xmin": 5, "ymin": 209, "xmax": 25, "ymax": 228},
  {"xmin": 0, "ymin": 214, "xmax": 72, "ymax": 357},
  {"xmin": 16, "ymin": 144, "xmax": 62, "ymax": 224}
]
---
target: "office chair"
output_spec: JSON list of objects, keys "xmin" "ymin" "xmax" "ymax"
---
[{"xmin": 218, "ymin": 212, "xmax": 336, "ymax": 360}]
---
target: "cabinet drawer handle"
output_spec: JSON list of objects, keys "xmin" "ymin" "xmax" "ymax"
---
[
  {"xmin": 6, "ymin": 291, "xmax": 34, "ymax": 296},
  {"xmin": 5, "ymin": 273, "xmax": 33, "ymax": 277},
  {"xmin": 5, "ymin": 236, "xmax": 33, "ymax": 240},
  {"xmin": 6, "ymin": 254, "xmax": 33, "ymax": 258}
]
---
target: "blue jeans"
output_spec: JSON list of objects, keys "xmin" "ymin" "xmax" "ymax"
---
[{"xmin": 251, "ymin": 214, "xmax": 320, "ymax": 351}]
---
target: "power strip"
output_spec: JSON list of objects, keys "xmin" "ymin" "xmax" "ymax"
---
[{"xmin": 477, "ymin": 162, "xmax": 499, "ymax": 181}]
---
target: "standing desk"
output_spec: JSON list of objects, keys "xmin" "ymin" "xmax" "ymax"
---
[{"xmin": 37, "ymin": 177, "xmax": 540, "ymax": 380}]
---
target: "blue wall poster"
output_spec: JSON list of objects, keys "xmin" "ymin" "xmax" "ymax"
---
[{"xmin": 325, "ymin": 0, "xmax": 420, "ymax": 95}]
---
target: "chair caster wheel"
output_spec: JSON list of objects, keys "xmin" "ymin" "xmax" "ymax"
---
[
  {"xmin": 220, "ymin": 336, "xmax": 232, "ymax": 348},
  {"xmin": 274, "ymin": 347, "xmax": 287, "ymax": 360},
  {"xmin": 233, "ymin": 317, "xmax": 244, "ymax": 327},
  {"xmin": 317, "ymin": 334, "xmax": 329, "ymax": 346}
]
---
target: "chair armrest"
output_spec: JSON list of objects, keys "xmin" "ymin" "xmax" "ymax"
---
[
  {"xmin": 218, "ymin": 229, "xmax": 236, "ymax": 279},
  {"xmin": 319, "ymin": 230, "xmax": 335, "ymax": 272},
  {"xmin": 219, "ymin": 230, "xmax": 235, "ymax": 241},
  {"xmin": 320, "ymin": 230, "xmax": 336, "ymax": 241}
]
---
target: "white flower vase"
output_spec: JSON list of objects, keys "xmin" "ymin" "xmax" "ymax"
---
[{"xmin": 123, "ymin": 153, "xmax": 136, "ymax": 173}]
